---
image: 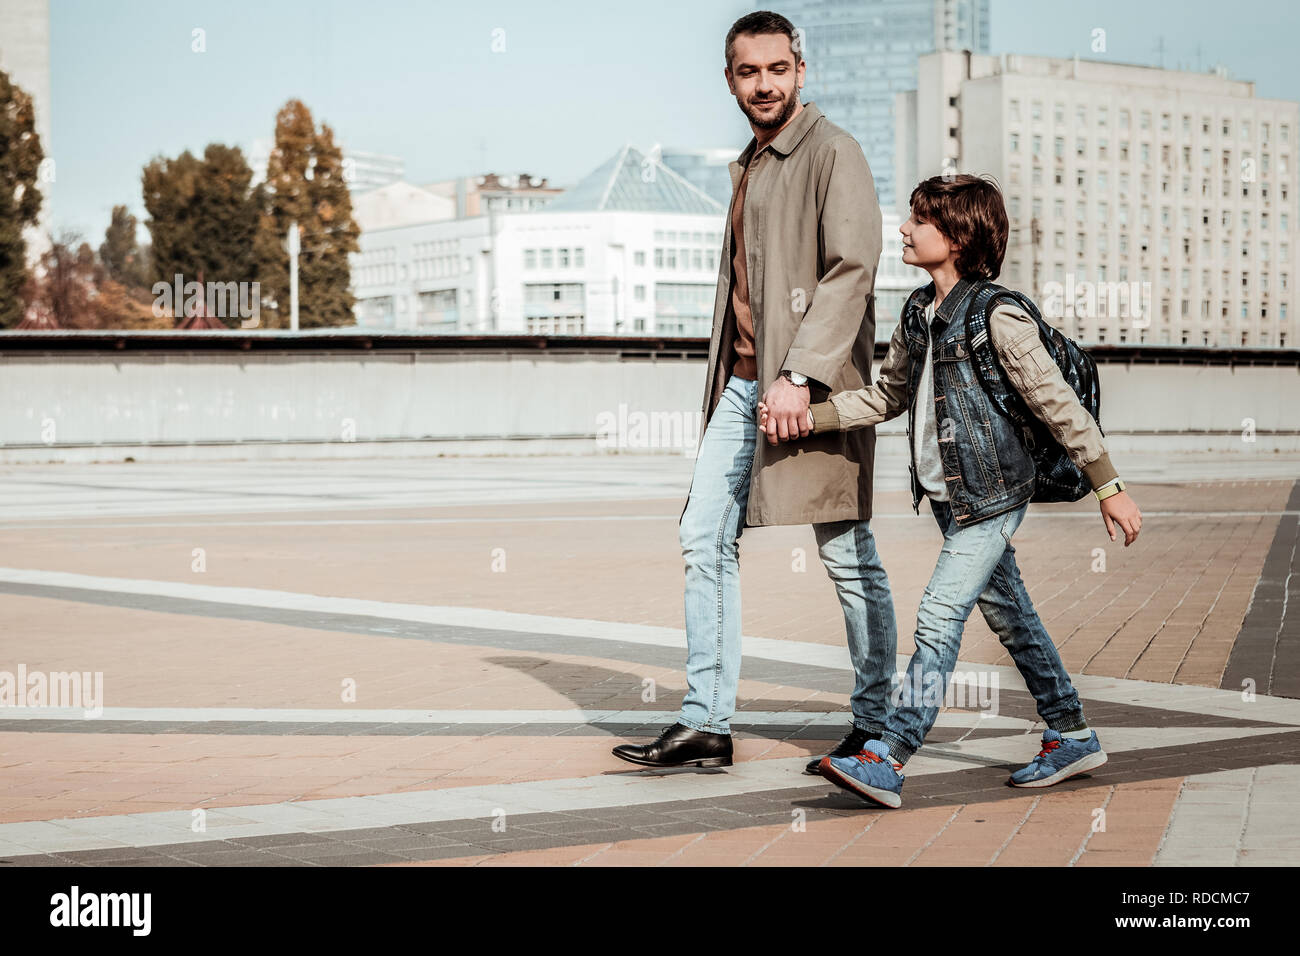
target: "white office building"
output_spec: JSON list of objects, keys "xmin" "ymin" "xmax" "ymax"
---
[
  {"xmin": 247, "ymin": 139, "xmax": 405, "ymax": 194},
  {"xmin": 350, "ymin": 146, "xmax": 726, "ymax": 335},
  {"xmin": 896, "ymin": 51, "xmax": 1299, "ymax": 348},
  {"xmin": 0, "ymin": 0, "xmax": 51, "ymax": 265},
  {"xmin": 783, "ymin": 0, "xmax": 990, "ymax": 207},
  {"xmin": 877, "ymin": 210, "xmax": 930, "ymax": 340}
]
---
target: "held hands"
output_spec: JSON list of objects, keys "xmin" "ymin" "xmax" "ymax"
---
[
  {"xmin": 1100, "ymin": 491, "xmax": 1142, "ymax": 547},
  {"xmin": 757, "ymin": 376, "xmax": 813, "ymax": 446}
]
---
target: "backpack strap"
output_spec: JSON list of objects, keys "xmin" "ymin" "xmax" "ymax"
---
[
  {"xmin": 964, "ymin": 281, "xmax": 1006, "ymax": 355},
  {"xmin": 962, "ymin": 280, "xmax": 1034, "ymax": 428}
]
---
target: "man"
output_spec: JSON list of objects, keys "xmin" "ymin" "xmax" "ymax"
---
[{"xmin": 612, "ymin": 10, "xmax": 897, "ymax": 770}]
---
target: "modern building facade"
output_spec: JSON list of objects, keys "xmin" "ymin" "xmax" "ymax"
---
[
  {"xmin": 421, "ymin": 172, "xmax": 562, "ymax": 217},
  {"xmin": 783, "ymin": 0, "xmax": 990, "ymax": 207},
  {"xmin": 896, "ymin": 51, "xmax": 1299, "ymax": 348},
  {"xmin": 350, "ymin": 147, "xmax": 726, "ymax": 335},
  {"xmin": 342, "ymin": 150, "xmax": 405, "ymax": 192},
  {"xmin": 0, "ymin": 0, "xmax": 51, "ymax": 265},
  {"xmin": 658, "ymin": 147, "xmax": 738, "ymax": 207},
  {"xmin": 877, "ymin": 210, "xmax": 930, "ymax": 340}
]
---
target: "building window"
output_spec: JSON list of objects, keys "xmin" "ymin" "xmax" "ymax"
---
[
  {"xmin": 524, "ymin": 249, "xmax": 536, "ymax": 269},
  {"xmin": 634, "ymin": 250, "xmax": 646, "ymax": 266}
]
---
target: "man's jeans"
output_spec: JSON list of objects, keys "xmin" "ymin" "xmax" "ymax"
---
[
  {"xmin": 880, "ymin": 497, "xmax": 1087, "ymax": 764},
  {"xmin": 677, "ymin": 373, "xmax": 897, "ymax": 736}
]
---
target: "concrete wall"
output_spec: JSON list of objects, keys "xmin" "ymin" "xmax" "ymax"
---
[{"xmin": 0, "ymin": 347, "xmax": 1295, "ymax": 463}]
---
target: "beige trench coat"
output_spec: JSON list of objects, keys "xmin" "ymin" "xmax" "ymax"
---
[{"xmin": 693, "ymin": 101, "xmax": 883, "ymax": 527}]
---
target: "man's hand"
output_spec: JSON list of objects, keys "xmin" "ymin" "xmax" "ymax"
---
[
  {"xmin": 759, "ymin": 376, "xmax": 811, "ymax": 445},
  {"xmin": 1100, "ymin": 491, "xmax": 1142, "ymax": 547}
]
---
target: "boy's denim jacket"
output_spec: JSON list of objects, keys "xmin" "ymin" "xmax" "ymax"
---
[{"xmin": 809, "ymin": 278, "xmax": 1118, "ymax": 526}]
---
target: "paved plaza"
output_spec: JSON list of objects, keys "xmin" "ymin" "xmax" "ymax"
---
[{"xmin": 0, "ymin": 447, "xmax": 1297, "ymax": 867}]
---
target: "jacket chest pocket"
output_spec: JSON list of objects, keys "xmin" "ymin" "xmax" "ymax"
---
[{"xmin": 933, "ymin": 336, "xmax": 974, "ymax": 389}]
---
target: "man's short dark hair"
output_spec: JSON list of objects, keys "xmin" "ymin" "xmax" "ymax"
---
[
  {"xmin": 725, "ymin": 11, "xmax": 802, "ymax": 70},
  {"xmin": 909, "ymin": 174, "xmax": 1009, "ymax": 280}
]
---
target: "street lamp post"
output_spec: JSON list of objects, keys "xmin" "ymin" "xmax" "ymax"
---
[{"xmin": 288, "ymin": 221, "xmax": 300, "ymax": 331}]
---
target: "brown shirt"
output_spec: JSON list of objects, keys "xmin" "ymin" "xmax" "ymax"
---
[{"xmin": 728, "ymin": 159, "xmax": 757, "ymax": 381}]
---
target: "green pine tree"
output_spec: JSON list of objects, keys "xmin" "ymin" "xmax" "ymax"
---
[
  {"xmin": 141, "ymin": 144, "xmax": 259, "ymax": 324},
  {"xmin": 255, "ymin": 100, "xmax": 360, "ymax": 328},
  {"xmin": 99, "ymin": 204, "xmax": 151, "ymax": 289},
  {"xmin": 0, "ymin": 69, "xmax": 44, "ymax": 328}
]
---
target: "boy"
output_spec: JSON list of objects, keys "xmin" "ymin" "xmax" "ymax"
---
[{"xmin": 759, "ymin": 174, "xmax": 1142, "ymax": 808}]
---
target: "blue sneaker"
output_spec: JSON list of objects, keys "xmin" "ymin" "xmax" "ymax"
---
[
  {"xmin": 1009, "ymin": 729, "xmax": 1107, "ymax": 787},
  {"xmin": 819, "ymin": 738, "xmax": 904, "ymax": 808}
]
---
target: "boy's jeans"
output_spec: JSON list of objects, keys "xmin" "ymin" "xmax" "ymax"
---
[
  {"xmin": 677, "ymin": 373, "xmax": 898, "ymax": 735},
  {"xmin": 881, "ymin": 497, "xmax": 1087, "ymax": 764}
]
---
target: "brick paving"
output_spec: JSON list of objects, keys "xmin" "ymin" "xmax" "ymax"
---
[{"xmin": 0, "ymin": 455, "xmax": 1297, "ymax": 867}]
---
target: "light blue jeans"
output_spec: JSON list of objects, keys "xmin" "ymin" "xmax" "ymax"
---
[
  {"xmin": 677, "ymin": 374, "xmax": 898, "ymax": 735},
  {"xmin": 880, "ymin": 497, "xmax": 1087, "ymax": 764}
]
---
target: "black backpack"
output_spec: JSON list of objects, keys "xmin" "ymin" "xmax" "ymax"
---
[{"xmin": 962, "ymin": 282, "xmax": 1102, "ymax": 503}]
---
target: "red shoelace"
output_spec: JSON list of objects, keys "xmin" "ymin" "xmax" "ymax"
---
[
  {"xmin": 852, "ymin": 750, "xmax": 902, "ymax": 771},
  {"xmin": 1037, "ymin": 739, "xmax": 1062, "ymax": 759}
]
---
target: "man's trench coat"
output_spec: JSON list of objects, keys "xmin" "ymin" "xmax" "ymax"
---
[{"xmin": 691, "ymin": 101, "xmax": 884, "ymax": 528}]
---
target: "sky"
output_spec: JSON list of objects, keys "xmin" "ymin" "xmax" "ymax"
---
[{"xmin": 40, "ymin": 0, "xmax": 1300, "ymax": 243}]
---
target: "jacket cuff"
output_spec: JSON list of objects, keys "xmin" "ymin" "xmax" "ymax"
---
[
  {"xmin": 809, "ymin": 401, "xmax": 840, "ymax": 433},
  {"xmin": 1082, "ymin": 453, "xmax": 1119, "ymax": 490}
]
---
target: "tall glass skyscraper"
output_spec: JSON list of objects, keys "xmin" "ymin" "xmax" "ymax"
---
[{"xmin": 782, "ymin": 0, "xmax": 990, "ymax": 205}]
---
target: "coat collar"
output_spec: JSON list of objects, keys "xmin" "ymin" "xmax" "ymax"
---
[{"xmin": 730, "ymin": 101, "xmax": 824, "ymax": 181}]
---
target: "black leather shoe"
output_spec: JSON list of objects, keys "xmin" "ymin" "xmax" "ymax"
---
[
  {"xmin": 804, "ymin": 726, "xmax": 879, "ymax": 775},
  {"xmin": 612, "ymin": 723, "xmax": 733, "ymax": 768}
]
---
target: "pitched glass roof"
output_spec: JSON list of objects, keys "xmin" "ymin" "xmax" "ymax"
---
[{"xmin": 547, "ymin": 145, "xmax": 725, "ymax": 214}]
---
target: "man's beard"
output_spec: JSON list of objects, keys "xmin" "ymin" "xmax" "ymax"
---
[{"xmin": 740, "ymin": 87, "xmax": 798, "ymax": 130}]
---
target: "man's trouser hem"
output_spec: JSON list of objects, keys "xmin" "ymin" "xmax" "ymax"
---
[{"xmin": 676, "ymin": 714, "xmax": 731, "ymax": 736}]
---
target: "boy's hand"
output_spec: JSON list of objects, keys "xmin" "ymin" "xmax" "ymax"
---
[
  {"xmin": 1100, "ymin": 491, "xmax": 1142, "ymax": 547},
  {"xmin": 757, "ymin": 401, "xmax": 814, "ymax": 445}
]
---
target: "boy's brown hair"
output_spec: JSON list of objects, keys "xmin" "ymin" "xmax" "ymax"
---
[{"xmin": 908, "ymin": 174, "xmax": 1008, "ymax": 280}]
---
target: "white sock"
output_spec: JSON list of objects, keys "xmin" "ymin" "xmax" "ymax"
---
[{"xmin": 1061, "ymin": 727, "xmax": 1093, "ymax": 740}]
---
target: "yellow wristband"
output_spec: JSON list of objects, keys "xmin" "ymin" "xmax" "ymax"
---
[{"xmin": 1095, "ymin": 478, "xmax": 1126, "ymax": 501}]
